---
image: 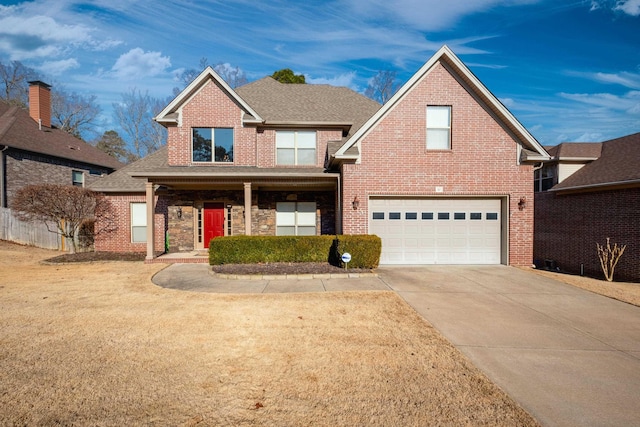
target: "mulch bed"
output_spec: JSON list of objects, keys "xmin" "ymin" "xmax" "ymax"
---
[
  {"xmin": 45, "ymin": 251, "xmax": 147, "ymax": 263},
  {"xmin": 43, "ymin": 251, "xmax": 368, "ymax": 274}
]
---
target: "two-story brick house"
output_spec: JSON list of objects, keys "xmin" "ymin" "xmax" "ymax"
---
[
  {"xmin": 0, "ymin": 81, "xmax": 123, "ymax": 208},
  {"xmin": 92, "ymin": 46, "xmax": 548, "ymax": 265}
]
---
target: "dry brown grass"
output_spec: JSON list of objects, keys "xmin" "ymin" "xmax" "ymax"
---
[
  {"xmin": 525, "ymin": 267, "xmax": 640, "ymax": 307},
  {"xmin": 0, "ymin": 241, "xmax": 538, "ymax": 426}
]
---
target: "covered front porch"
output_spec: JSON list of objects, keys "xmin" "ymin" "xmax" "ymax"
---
[{"xmin": 137, "ymin": 171, "xmax": 341, "ymax": 261}]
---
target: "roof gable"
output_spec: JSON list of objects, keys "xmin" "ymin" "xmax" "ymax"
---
[
  {"xmin": 0, "ymin": 100, "xmax": 123, "ymax": 170},
  {"xmin": 155, "ymin": 67, "xmax": 263, "ymax": 125},
  {"xmin": 552, "ymin": 132, "xmax": 640, "ymax": 192},
  {"xmin": 332, "ymin": 45, "xmax": 548, "ymax": 163},
  {"xmin": 235, "ymin": 77, "xmax": 380, "ymax": 133}
]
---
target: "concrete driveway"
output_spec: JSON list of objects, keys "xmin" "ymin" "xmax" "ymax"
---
[
  {"xmin": 379, "ymin": 265, "xmax": 640, "ymax": 427},
  {"xmin": 153, "ymin": 264, "xmax": 640, "ymax": 426}
]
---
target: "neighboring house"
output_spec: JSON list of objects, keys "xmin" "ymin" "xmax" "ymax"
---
[
  {"xmin": 535, "ymin": 133, "xmax": 640, "ymax": 282},
  {"xmin": 91, "ymin": 46, "xmax": 548, "ymax": 266},
  {"xmin": 0, "ymin": 81, "xmax": 123, "ymax": 208}
]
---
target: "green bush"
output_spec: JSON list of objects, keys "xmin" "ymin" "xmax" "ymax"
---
[{"xmin": 209, "ymin": 235, "xmax": 381, "ymax": 269}]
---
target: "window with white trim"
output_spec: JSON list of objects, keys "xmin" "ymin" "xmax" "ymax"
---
[
  {"xmin": 276, "ymin": 202, "xmax": 316, "ymax": 235},
  {"xmin": 426, "ymin": 106, "xmax": 451, "ymax": 150},
  {"xmin": 72, "ymin": 170, "xmax": 84, "ymax": 187},
  {"xmin": 131, "ymin": 202, "xmax": 147, "ymax": 243},
  {"xmin": 192, "ymin": 128, "xmax": 234, "ymax": 162},
  {"xmin": 276, "ymin": 131, "xmax": 316, "ymax": 165},
  {"xmin": 534, "ymin": 164, "xmax": 556, "ymax": 192}
]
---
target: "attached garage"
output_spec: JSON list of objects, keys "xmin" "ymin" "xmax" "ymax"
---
[{"xmin": 369, "ymin": 198, "xmax": 505, "ymax": 265}]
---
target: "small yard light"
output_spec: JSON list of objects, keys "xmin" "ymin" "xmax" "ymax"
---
[
  {"xmin": 177, "ymin": 206, "xmax": 183, "ymax": 219},
  {"xmin": 352, "ymin": 196, "xmax": 360, "ymax": 210}
]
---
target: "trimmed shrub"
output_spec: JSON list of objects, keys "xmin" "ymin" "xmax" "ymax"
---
[
  {"xmin": 209, "ymin": 235, "xmax": 381, "ymax": 269},
  {"xmin": 333, "ymin": 234, "xmax": 382, "ymax": 269}
]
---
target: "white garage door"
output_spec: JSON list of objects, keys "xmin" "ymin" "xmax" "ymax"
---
[{"xmin": 369, "ymin": 198, "xmax": 502, "ymax": 265}]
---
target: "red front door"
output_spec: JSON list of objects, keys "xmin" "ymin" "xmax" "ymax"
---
[{"xmin": 204, "ymin": 203, "xmax": 225, "ymax": 248}]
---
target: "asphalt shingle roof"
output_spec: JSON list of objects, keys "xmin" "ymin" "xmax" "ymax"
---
[
  {"xmin": 0, "ymin": 100, "xmax": 123, "ymax": 170},
  {"xmin": 546, "ymin": 142, "xmax": 602, "ymax": 159},
  {"xmin": 235, "ymin": 77, "xmax": 380, "ymax": 139},
  {"xmin": 553, "ymin": 133, "xmax": 640, "ymax": 190},
  {"xmin": 92, "ymin": 78, "xmax": 380, "ymax": 192},
  {"xmin": 88, "ymin": 146, "xmax": 167, "ymax": 192}
]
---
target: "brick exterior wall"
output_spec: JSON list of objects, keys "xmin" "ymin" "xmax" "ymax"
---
[
  {"xmin": 340, "ymin": 62, "xmax": 534, "ymax": 266},
  {"xmin": 166, "ymin": 78, "xmax": 342, "ymax": 168},
  {"xmin": 98, "ymin": 190, "xmax": 336, "ymax": 253},
  {"xmin": 535, "ymin": 188, "xmax": 640, "ymax": 282},
  {"xmin": 4, "ymin": 148, "xmax": 112, "ymax": 208},
  {"xmin": 94, "ymin": 193, "xmax": 167, "ymax": 254}
]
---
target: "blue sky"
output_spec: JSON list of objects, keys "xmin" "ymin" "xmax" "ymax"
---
[{"xmin": 0, "ymin": 0, "xmax": 638, "ymax": 147}]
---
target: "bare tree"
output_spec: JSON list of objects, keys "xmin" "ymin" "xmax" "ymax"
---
[
  {"xmin": 51, "ymin": 86, "xmax": 101, "ymax": 139},
  {"xmin": 113, "ymin": 88, "xmax": 167, "ymax": 158},
  {"xmin": 596, "ymin": 238, "xmax": 627, "ymax": 282},
  {"xmin": 0, "ymin": 60, "xmax": 40, "ymax": 107},
  {"xmin": 214, "ymin": 62, "xmax": 248, "ymax": 88},
  {"xmin": 174, "ymin": 58, "xmax": 248, "ymax": 94},
  {"xmin": 365, "ymin": 70, "xmax": 401, "ymax": 104},
  {"xmin": 12, "ymin": 184, "xmax": 116, "ymax": 253},
  {"xmin": 177, "ymin": 57, "xmax": 210, "ymax": 90}
]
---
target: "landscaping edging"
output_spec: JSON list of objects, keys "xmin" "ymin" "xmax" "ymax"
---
[{"xmin": 209, "ymin": 268, "xmax": 378, "ymax": 281}]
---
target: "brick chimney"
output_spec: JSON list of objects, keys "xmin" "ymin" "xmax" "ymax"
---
[{"xmin": 28, "ymin": 80, "xmax": 52, "ymax": 129}]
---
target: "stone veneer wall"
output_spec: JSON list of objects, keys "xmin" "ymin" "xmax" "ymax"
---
[{"xmin": 162, "ymin": 189, "xmax": 336, "ymax": 251}]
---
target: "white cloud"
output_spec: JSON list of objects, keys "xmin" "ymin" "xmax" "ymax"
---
[
  {"xmin": 39, "ymin": 58, "xmax": 80, "ymax": 75},
  {"xmin": 562, "ymin": 132, "xmax": 604, "ymax": 142},
  {"xmin": 614, "ymin": 0, "xmax": 640, "ymax": 16},
  {"xmin": 499, "ymin": 97, "xmax": 516, "ymax": 108},
  {"xmin": 0, "ymin": 12, "xmax": 93, "ymax": 60},
  {"xmin": 306, "ymin": 72, "xmax": 358, "ymax": 88},
  {"xmin": 344, "ymin": 0, "xmax": 542, "ymax": 31},
  {"xmin": 567, "ymin": 70, "xmax": 640, "ymax": 90},
  {"xmin": 111, "ymin": 48, "xmax": 172, "ymax": 79},
  {"xmin": 559, "ymin": 90, "xmax": 640, "ymax": 112},
  {"xmin": 590, "ymin": 0, "xmax": 640, "ymax": 15}
]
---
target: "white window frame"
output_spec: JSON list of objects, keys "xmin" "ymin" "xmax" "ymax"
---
[
  {"xmin": 276, "ymin": 201, "xmax": 317, "ymax": 236},
  {"xmin": 192, "ymin": 127, "xmax": 234, "ymax": 163},
  {"xmin": 276, "ymin": 130, "xmax": 317, "ymax": 165},
  {"xmin": 426, "ymin": 106, "xmax": 451, "ymax": 150},
  {"xmin": 72, "ymin": 170, "xmax": 84, "ymax": 187},
  {"xmin": 131, "ymin": 202, "xmax": 147, "ymax": 243}
]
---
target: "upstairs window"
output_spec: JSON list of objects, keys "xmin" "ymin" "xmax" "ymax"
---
[
  {"xmin": 276, "ymin": 131, "xmax": 316, "ymax": 165},
  {"xmin": 534, "ymin": 164, "xmax": 556, "ymax": 192},
  {"xmin": 72, "ymin": 170, "xmax": 84, "ymax": 187},
  {"xmin": 192, "ymin": 128, "xmax": 234, "ymax": 163},
  {"xmin": 426, "ymin": 106, "xmax": 451, "ymax": 150}
]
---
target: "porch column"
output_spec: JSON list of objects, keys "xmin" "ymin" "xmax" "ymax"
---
[
  {"xmin": 244, "ymin": 182, "xmax": 252, "ymax": 235},
  {"xmin": 145, "ymin": 181, "xmax": 155, "ymax": 260}
]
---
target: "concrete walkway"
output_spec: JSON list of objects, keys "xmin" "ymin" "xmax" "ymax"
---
[{"xmin": 152, "ymin": 264, "xmax": 640, "ymax": 427}]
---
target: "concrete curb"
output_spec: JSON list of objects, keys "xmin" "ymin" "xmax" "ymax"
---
[{"xmin": 209, "ymin": 268, "xmax": 378, "ymax": 280}]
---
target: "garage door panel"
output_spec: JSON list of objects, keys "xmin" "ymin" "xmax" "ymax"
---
[{"xmin": 370, "ymin": 198, "xmax": 502, "ymax": 265}]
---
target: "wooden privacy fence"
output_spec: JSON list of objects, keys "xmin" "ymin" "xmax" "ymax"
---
[{"xmin": 0, "ymin": 207, "xmax": 68, "ymax": 251}]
